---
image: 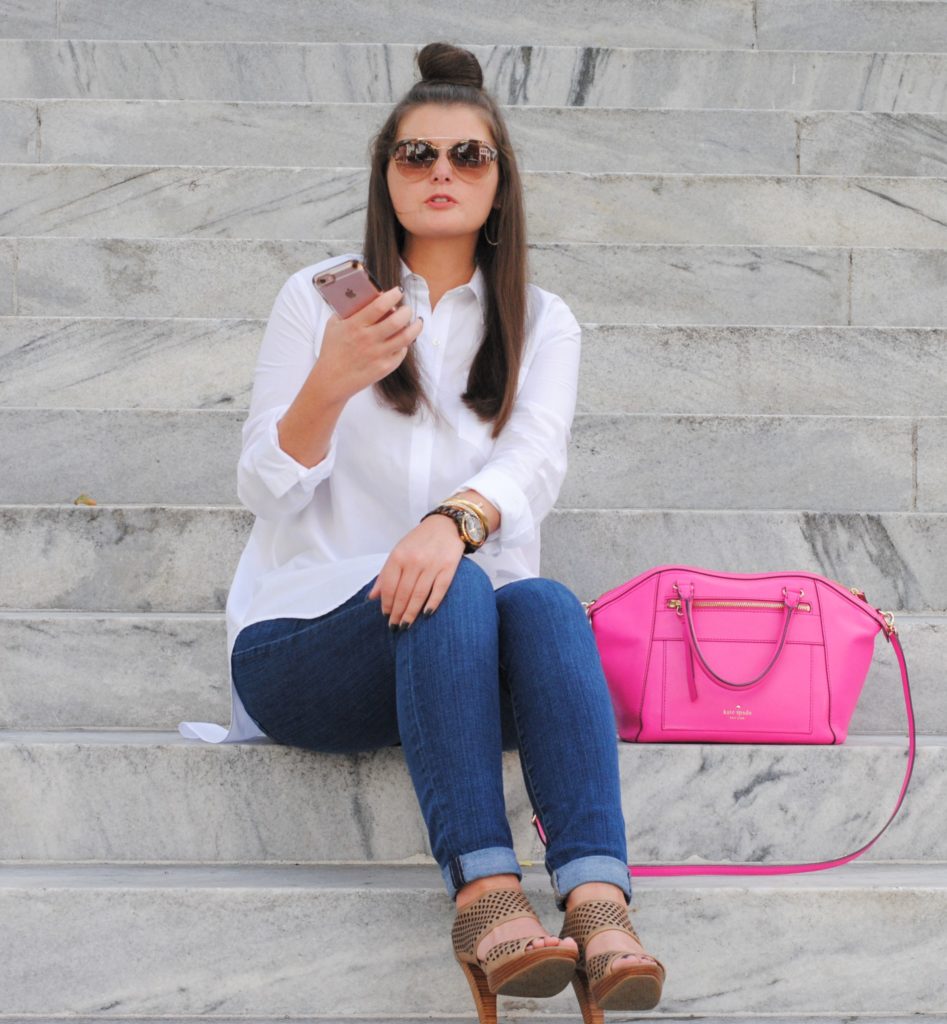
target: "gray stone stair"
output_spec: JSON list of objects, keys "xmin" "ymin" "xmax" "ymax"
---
[
  {"xmin": 0, "ymin": 41, "xmax": 945, "ymax": 112},
  {"xmin": 0, "ymin": 612, "xmax": 939, "ymax": 733},
  {"xmin": 0, "ymin": 731, "xmax": 930, "ymax": 863},
  {"xmin": 1, "ymin": 505, "xmax": 945, "ymax": 611},
  {"xmin": 5, "ymin": 0, "xmax": 947, "ymax": 52},
  {"xmin": 4, "ymin": 101, "xmax": 947, "ymax": 174},
  {"xmin": 3, "ymin": 408, "xmax": 942, "ymax": 510},
  {"xmin": 5, "ymin": 237, "xmax": 947, "ymax": 324},
  {"xmin": 5, "ymin": 166, "xmax": 947, "ymax": 242},
  {"xmin": 1, "ymin": 863, "xmax": 945, "ymax": 1016},
  {"xmin": 4, "ymin": 319, "xmax": 946, "ymax": 414},
  {"xmin": 2, "ymin": 0, "xmax": 945, "ymax": 1018}
]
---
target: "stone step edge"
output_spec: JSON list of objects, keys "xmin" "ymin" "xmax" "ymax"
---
[
  {"xmin": 9, "ymin": 502, "xmax": 947, "ymax": 510},
  {"xmin": 3, "ymin": 316, "xmax": 945, "ymax": 328},
  {"xmin": 3, "ymin": 609, "xmax": 944, "ymax": 623},
  {"xmin": 7, "ymin": 161, "xmax": 947, "ymax": 180},
  {"xmin": 0, "ymin": 729, "xmax": 935, "ymax": 747},
  {"xmin": 0, "ymin": 1018, "xmax": 937, "ymax": 1024},
  {"xmin": 7, "ymin": 235, "xmax": 947, "ymax": 253},
  {"xmin": 0, "ymin": 860, "xmax": 944, "ymax": 891},
  {"xmin": 5, "ymin": 92, "xmax": 945, "ymax": 108}
]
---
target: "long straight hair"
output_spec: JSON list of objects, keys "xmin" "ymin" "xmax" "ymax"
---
[{"xmin": 363, "ymin": 43, "xmax": 528, "ymax": 439}]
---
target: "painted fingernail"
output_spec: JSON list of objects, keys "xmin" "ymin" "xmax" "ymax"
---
[
  {"xmin": 399, "ymin": 621, "xmax": 411, "ymax": 631},
  {"xmin": 424, "ymin": 608, "xmax": 434, "ymax": 618},
  {"xmin": 389, "ymin": 622, "xmax": 399, "ymax": 633}
]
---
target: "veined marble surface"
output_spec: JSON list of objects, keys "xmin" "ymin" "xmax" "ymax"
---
[
  {"xmin": 919, "ymin": 419, "xmax": 947, "ymax": 509},
  {"xmin": 10, "ymin": 236, "xmax": 940, "ymax": 327},
  {"xmin": 1, "ymin": 505, "xmax": 945, "ymax": 612},
  {"xmin": 26, "ymin": 0, "xmax": 757, "ymax": 48},
  {"xmin": 0, "ymin": 239, "xmax": 13, "ymax": 314},
  {"xmin": 546, "ymin": 509, "xmax": 947, "ymax": 613},
  {"xmin": 0, "ymin": 732, "xmax": 938, "ymax": 864},
  {"xmin": 0, "ymin": 315, "xmax": 258, "ymax": 410},
  {"xmin": 0, "ymin": 863, "xmax": 944, "ymax": 1014},
  {"xmin": 1, "ymin": 612, "xmax": 940, "ymax": 733},
  {"xmin": 4, "ymin": 165, "xmax": 947, "ymax": 246},
  {"xmin": 1, "ymin": 41, "xmax": 946, "ymax": 112},
  {"xmin": 4, "ymin": 320, "xmax": 947, "ymax": 416},
  {"xmin": 0, "ymin": 408, "xmax": 929, "ymax": 511},
  {"xmin": 0, "ymin": 237, "xmax": 873, "ymax": 324},
  {"xmin": 2, "ymin": 101, "xmax": 946, "ymax": 174},
  {"xmin": 758, "ymin": 0, "xmax": 947, "ymax": 53}
]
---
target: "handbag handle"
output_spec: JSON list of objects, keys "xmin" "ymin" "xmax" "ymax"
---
[
  {"xmin": 677, "ymin": 581, "xmax": 804, "ymax": 700},
  {"xmin": 531, "ymin": 627, "xmax": 917, "ymax": 877}
]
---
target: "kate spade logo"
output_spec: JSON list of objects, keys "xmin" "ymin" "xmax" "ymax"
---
[{"xmin": 723, "ymin": 704, "xmax": 752, "ymax": 719}]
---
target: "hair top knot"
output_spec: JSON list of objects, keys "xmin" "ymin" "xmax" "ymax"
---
[{"xmin": 416, "ymin": 42, "xmax": 483, "ymax": 90}]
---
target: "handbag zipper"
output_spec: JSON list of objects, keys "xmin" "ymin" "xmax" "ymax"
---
[{"xmin": 666, "ymin": 598, "xmax": 811, "ymax": 613}]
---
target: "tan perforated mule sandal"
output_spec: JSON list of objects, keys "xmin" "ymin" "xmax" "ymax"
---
[
  {"xmin": 451, "ymin": 887, "xmax": 579, "ymax": 1023},
  {"xmin": 559, "ymin": 897, "xmax": 666, "ymax": 1022}
]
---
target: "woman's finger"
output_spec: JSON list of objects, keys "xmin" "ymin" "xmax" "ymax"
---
[
  {"xmin": 395, "ymin": 571, "xmax": 438, "ymax": 629},
  {"xmin": 371, "ymin": 562, "xmax": 402, "ymax": 617},
  {"xmin": 349, "ymin": 285, "xmax": 405, "ymax": 327},
  {"xmin": 422, "ymin": 564, "xmax": 460, "ymax": 618},
  {"xmin": 388, "ymin": 566, "xmax": 428, "ymax": 628}
]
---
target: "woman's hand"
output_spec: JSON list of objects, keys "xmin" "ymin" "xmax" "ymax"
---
[
  {"xmin": 315, "ymin": 285, "xmax": 424, "ymax": 404},
  {"xmin": 367, "ymin": 514, "xmax": 466, "ymax": 628}
]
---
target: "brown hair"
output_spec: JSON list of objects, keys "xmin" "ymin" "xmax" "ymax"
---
[{"xmin": 363, "ymin": 42, "xmax": 528, "ymax": 439}]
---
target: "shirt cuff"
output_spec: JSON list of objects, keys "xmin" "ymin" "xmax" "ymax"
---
[
  {"xmin": 248, "ymin": 407, "xmax": 337, "ymax": 501},
  {"xmin": 455, "ymin": 464, "xmax": 535, "ymax": 551}
]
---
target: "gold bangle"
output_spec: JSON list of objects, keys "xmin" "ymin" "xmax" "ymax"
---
[{"xmin": 439, "ymin": 498, "xmax": 489, "ymax": 540}]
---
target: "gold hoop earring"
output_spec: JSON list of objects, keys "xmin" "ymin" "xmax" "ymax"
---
[{"xmin": 483, "ymin": 214, "xmax": 499, "ymax": 247}]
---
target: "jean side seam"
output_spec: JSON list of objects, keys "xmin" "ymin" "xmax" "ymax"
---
[{"xmin": 401, "ymin": 627, "xmax": 455, "ymax": 875}]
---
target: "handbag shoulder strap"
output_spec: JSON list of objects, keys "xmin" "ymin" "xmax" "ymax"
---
[{"xmin": 531, "ymin": 630, "xmax": 916, "ymax": 877}]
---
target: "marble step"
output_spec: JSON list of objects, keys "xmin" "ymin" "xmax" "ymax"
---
[
  {"xmin": 2, "ymin": 611, "xmax": 940, "ymax": 734},
  {"xmin": 0, "ymin": 730, "xmax": 933, "ymax": 863},
  {"xmin": 2, "ymin": 238, "xmax": 946, "ymax": 326},
  {"xmin": 1, "ymin": 504, "xmax": 944, "ymax": 613},
  {"xmin": 4, "ymin": 100, "xmax": 947, "ymax": 176},
  {"xmin": 0, "ymin": 863, "xmax": 944, "ymax": 1015},
  {"xmin": 2, "ymin": 40, "xmax": 946, "ymax": 113},
  {"xmin": 3, "ymin": 319, "xmax": 947, "ymax": 417},
  {"xmin": 1, "ymin": 408, "xmax": 942, "ymax": 512},
  {"xmin": 4, "ymin": 165, "xmax": 947, "ymax": 246},
  {"xmin": 5, "ymin": 0, "xmax": 947, "ymax": 52},
  {"xmin": 0, "ymin": 1020, "xmax": 937, "ymax": 1024}
]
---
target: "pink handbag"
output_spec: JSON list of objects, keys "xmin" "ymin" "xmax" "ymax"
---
[{"xmin": 532, "ymin": 565, "xmax": 916, "ymax": 876}]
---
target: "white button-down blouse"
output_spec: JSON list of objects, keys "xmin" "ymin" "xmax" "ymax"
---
[{"xmin": 178, "ymin": 252, "xmax": 581, "ymax": 743}]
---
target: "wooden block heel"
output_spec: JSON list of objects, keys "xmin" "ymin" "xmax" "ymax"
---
[
  {"xmin": 560, "ymin": 897, "xmax": 666, "ymax": 1019},
  {"xmin": 458, "ymin": 960, "xmax": 498, "ymax": 1024},
  {"xmin": 452, "ymin": 886, "xmax": 578, "ymax": 1022}
]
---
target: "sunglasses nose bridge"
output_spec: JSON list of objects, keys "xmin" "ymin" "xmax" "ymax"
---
[{"xmin": 428, "ymin": 145, "xmax": 454, "ymax": 179}]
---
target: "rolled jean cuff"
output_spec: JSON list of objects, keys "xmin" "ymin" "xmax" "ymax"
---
[
  {"xmin": 441, "ymin": 846, "xmax": 523, "ymax": 902},
  {"xmin": 551, "ymin": 855, "xmax": 633, "ymax": 912}
]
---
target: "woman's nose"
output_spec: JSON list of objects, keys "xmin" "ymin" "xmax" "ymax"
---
[{"xmin": 430, "ymin": 151, "xmax": 453, "ymax": 181}]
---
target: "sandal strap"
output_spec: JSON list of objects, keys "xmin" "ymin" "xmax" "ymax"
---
[
  {"xmin": 451, "ymin": 887, "xmax": 540, "ymax": 960},
  {"xmin": 586, "ymin": 949, "xmax": 664, "ymax": 987},
  {"xmin": 559, "ymin": 898, "xmax": 640, "ymax": 961}
]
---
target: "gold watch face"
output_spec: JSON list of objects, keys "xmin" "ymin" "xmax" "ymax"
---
[{"xmin": 463, "ymin": 510, "xmax": 486, "ymax": 544}]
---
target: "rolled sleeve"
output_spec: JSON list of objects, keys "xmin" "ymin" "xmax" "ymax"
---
[
  {"xmin": 237, "ymin": 403, "xmax": 337, "ymax": 517},
  {"xmin": 234, "ymin": 264, "xmax": 341, "ymax": 521}
]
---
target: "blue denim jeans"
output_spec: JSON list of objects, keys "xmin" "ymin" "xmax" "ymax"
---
[{"xmin": 230, "ymin": 556, "xmax": 631, "ymax": 910}]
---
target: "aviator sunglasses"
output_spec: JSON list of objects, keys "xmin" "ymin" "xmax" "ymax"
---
[{"xmin": 389, "ymin": 137, "xmax": 499, "ymax": 181}]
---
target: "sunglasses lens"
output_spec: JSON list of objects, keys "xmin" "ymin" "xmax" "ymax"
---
[
  {"xmin": 392, "ymin": 140, "xmax": 437, "ymax": 173},
  {"xmin": 450, "ymin": 141, "xmax": 496, "ymax": 177}
]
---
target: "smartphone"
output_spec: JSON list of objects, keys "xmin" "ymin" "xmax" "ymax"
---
[{"xmin": 313, "ymin": 259, "xmax": 387, "ymax": 319}]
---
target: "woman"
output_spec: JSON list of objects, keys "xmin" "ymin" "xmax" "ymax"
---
[{"xmin": 180, "ymin": 42, "xmax": 664, "ymax": 1023}]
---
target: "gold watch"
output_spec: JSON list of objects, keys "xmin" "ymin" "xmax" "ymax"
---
[{"xmin": 421, "ymin": 499, "xmax": 489, "ymax": 553}]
